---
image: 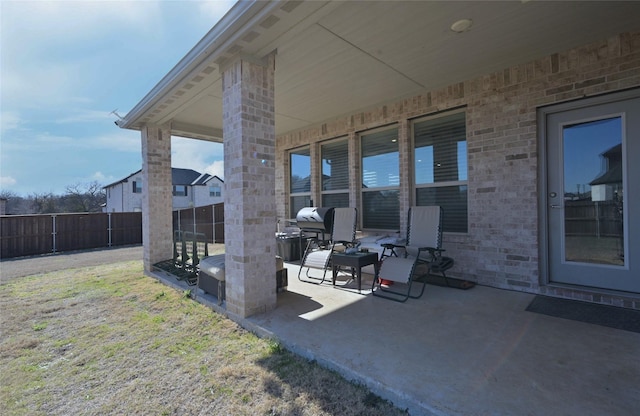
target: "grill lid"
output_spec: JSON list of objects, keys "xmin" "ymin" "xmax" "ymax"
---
[{"xmin": 295, "ymin": 207, "xmax": 334, "ymax": 232}]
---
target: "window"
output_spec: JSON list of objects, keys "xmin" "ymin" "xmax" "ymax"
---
[
  {"xmin": 173, "ymin": 185, "xmax": 188, "ymax": 197},
  {"xmin": 321, "ymin": 138, "xmax": 349, "ymax": 208},
  {"xmin": 132, "ymin": 181, "xmax": 142, "ymax": 194},
  {"xmin": 361, "ymin": 128, "xmax": 399, "ymax": 230},
  {"xmin": 209, "ymin": 185, "xmax": 221, "ymax": 197},
  {"xmin": 413, "ymin": 110, "xmax": 468, "ymax": 233},
  {"xmin": 289, "ymin": 147, "xmax": 311, "ymax": 216}
]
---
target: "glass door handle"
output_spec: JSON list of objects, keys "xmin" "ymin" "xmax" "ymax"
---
[{"xmin": 550, "ymin": 204, "xmax": 562, "ymax": 208}]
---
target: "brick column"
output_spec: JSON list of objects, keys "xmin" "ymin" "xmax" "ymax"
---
[
  {"xmin": 398, "ymin": 119, "xmax": 411, "ymax": 237},
  {"xmin": 310, "ymin": 142, "xmax": 320, "ymax": 207},
  {"xmin": 222, "ymin": 53, "xmax": 277, "ymax": 318},
  {"xmin": 347, "ymin": 132, "xmax": 360, "ymax": 216},
  {"xmin": 141, "ymin": 124, "xmax": 173, "ymax": 273}
]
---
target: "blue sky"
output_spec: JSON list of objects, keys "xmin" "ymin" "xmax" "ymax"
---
[{"xmin": 1, "ymin": 0, "xmax": 235, "ymax": 196}]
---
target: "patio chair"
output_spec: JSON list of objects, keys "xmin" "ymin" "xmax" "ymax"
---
[
  {"xmin": 298, "ymin": 207, "xmax": 358, "ymax": 284},
  {"xmin": 171, "ymin": 230, "xmax": 209, "ymax": 286},
  {"xmin": 372, "ymin": 205, "xmax": 453, "ymax": 302}
]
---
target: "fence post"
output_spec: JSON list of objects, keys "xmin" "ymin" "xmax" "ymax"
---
[
  {"xmin": 212, "ymin": 205, "xmax": 216, "ymax": 244},
  {"xmin": 52, "ymin": 214, "xmax": 57, "ymax": 253},
  {"xmin": 108, "ymin": 212, "xmax": 112, "ymax": 247},
  {"xmin": 193, "ymin": 206, "xmax": 197, "ymax": 234},
  {"xmin": 595, "ymin": 201, "xmax": 602, "ymax": 239}
]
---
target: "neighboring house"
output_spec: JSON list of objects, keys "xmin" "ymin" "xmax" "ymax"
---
[
  {"xmin": 116, "ymin": 1, "xmax": 640, "ymax": 318},
  {"xmin": 589, "ymin": 143, "xmax": 623, "ymax": 201},
  {"xmin": 103, "ymin": 168, "xmax": 223, "ymax": 212},
  {"xmin": 191, "ymin": 173, "xmax": 225, "ymax": 208}
]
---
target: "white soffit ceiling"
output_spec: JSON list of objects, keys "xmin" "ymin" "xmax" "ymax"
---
[{"xmin": 139, "ymin": 1, "xmax": 640, "ymax": 140}]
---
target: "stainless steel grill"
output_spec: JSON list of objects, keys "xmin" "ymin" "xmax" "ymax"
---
[{"xmin": 295, "ymin": 207, "xmax": 334, "ymax": 238}]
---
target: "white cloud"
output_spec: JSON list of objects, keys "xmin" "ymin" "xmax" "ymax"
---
[
  {"xmin": 204, "ymin": 160, "xmax": 225, "ymax": 179},
  {"xmin": 91, "ymin": 171, "xmax": 107, "ymax": 181},
  {"xmin": 1, "ymin": 1, "xmax": 162, "ymax": 111},
  {"xmin": 2, "ymin": 63, "xmax": 87, "ymax": 111},
  {"xmin": 91, "ymin": 131, "xmax": 142, "ymax": 153},
  {"xmin": 1, "ymin": 1, "xmax": 160, "ymax": 48},
  {"xmin": 171, "ymin": 137, "xmax": 223, "ymax": 174},
  {"xmin": 0, "ymin": 111, "xmax": 22, "ymax": 132},
  {"xmin": 0, "ymin": 0, "xmax": 234, "ymax": 195},
  {"xmin": 56, "ymin": 109, "xmax": 115, "ymax": 124},
  {"xmin": 198, "ymin": 0, "xmax": 237, "ymax": 22},
  {"xmin": 0, "ymin": 176, "xmax": 17, "ymax": 187},
  {"xmin": 89, "ymin": 171, "xmax": 118, "ymax": 186},
  {"xmin": 35, "ymin": 132, "xmax": 76, "ymax": 145}
]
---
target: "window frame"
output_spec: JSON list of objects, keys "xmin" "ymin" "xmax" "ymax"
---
[
  {"xmin": 411, "ymin": 108, "xmax": 468, "ymax": 234},
  {"xmin": 289, "ymin": 146, "xmax": 312, "ymax": 217},
  {"xmin": 209, "ymin": 185, "xmax": 221, "ymax": 197},
  {"xmin": 359, "ymin": 125, "xmax": 400, "ymax": 231},
  {"xmin": 320, "ymin": 136, "xmax": 350, "ymax": 208},
  {"xmin": 173, "ymin": 185, "xmax": 188, "ymax": 197}
]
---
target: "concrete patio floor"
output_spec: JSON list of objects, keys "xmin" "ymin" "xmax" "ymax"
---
[
  {"xmin": 6, "ymin": 247, "xmax": 637, "ymax": 415},
  {"xmin": 158, "ymin": 261, "xmax": 640, "ymax": 416}
]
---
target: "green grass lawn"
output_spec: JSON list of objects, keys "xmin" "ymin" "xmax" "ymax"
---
[{"xmin": 0, "ymin": 261, "xmax": 404, "ymax": 415}]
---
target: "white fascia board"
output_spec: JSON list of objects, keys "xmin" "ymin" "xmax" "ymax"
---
[{"xmin": 118, "ymin": 0, "xmax": 282, "ymax": 131}]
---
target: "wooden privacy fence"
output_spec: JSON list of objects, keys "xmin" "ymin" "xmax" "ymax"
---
[
  {"xmin": 0, "ymin": 203, "xmax": 225, "ymax": 259},
  {"xmin": 564, "ymin": 200, "xmax": 623, "ymax": 237},
  {"xmin": 0, "ymin": 212, "xmax": 142, "ymax": 259},
  {"xmin": 173, "ymin": 203, "xmax": 225, "ymax": 244}
]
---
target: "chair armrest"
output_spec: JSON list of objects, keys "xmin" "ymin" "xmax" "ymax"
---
[
  {"xmin": 381, "ymin": 242, "xmax": 405, "ymax": 249},
  {"xmin": 417, "ymin": 247, "xmax": 446, "ymax": 256}
]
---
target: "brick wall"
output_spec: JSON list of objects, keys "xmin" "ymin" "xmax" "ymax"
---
[
  {"xmin": 223, "ymin": 54, "xmax": 277, "ymax": 318},
  {"xmin": 276, "ymin": 31, "xmax": 640, "ymax": 308},
  {"xmin": 142, "ymin": 125, "xmax": 174, "ymax": 272}
]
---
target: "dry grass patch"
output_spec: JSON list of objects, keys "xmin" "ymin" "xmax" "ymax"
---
[{"xmin": 0, "ymin": 261, "xmax": 405, "ymax": 415}]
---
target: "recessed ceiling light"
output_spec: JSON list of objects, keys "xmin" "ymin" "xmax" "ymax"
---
[{"xmin": 450, "ymin": 19, "xmax": 473, "ymax": 33}]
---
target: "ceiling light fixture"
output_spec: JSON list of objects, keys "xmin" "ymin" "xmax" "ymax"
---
[{"xmin": 450, "ymin": 18, "xmax": 473, "ymax": 33}]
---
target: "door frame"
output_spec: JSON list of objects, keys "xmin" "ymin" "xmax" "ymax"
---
[{"xmin": 538, "ymin": 87, "xmax": 640, "ymax": 291}]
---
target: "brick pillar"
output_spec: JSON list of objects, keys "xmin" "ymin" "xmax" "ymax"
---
[
  {"xmin": 222, "ymin": 53, "xmax": 277, "ymax": 318},
  {"xmin": 310, "ymin": 142, "xmax": 320, "ymax": 207},
  {"xmin": 348, "ymin": 132, "xmax": 360, "ymax": 215},
  {"xmin": 398, "ymin": 119, "xmax": 411, "ymax": 237},
  {"xmin": 141, "ymin": 124, "xmax": 173, "ymax": 273}
]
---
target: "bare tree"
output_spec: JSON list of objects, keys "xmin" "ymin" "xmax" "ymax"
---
[
  {"xmin": 64, "ymin": 181, "xmax": 105, "ymax": 212},
  {"xmin": 31, "ymin": 192, "xmax": 58, "ymax": 214},
  {"xmin": 0, "ymin": 190, "xmax": 33, "ymax": 214}
]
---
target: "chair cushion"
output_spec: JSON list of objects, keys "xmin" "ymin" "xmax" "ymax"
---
[
  {"xmin": 378, "ymin": 257, "xmax": 414, "ymax": 284},
  {"xmin": 304, "ymin": 249, "xmax": 332, "ymax": 269}
]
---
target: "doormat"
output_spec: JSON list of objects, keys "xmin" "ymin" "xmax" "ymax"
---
[{"xmin": 525, "ymin": 295, "xmax": 640, "ymax": 333}]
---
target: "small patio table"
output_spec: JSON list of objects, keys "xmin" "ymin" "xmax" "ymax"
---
[{"xmin": 331, "ymin": 251, "xmax": 379, "ymax": 293}]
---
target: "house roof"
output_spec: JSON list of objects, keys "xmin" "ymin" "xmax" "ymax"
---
[
  {"xmin": 103, "ymin": 168, "xmax": 217, "ymax": 189},
  {"xmin": 171, "ymin": 168, "xmax": 204, "ymax": 185},
  {"xmin": 117, "ymin": 1, "xmax": 640, "ymax": 142},
  {"xmin": 103, "ymin": 169, "xmax": 142, "ymax": 189},
  {"xmin": 200, "ymin": 175, "xmax": 224, "ymax": 185},
  {"xmin": 590, "ymin": 143, "xmax": 623, "ymax": 186}
]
